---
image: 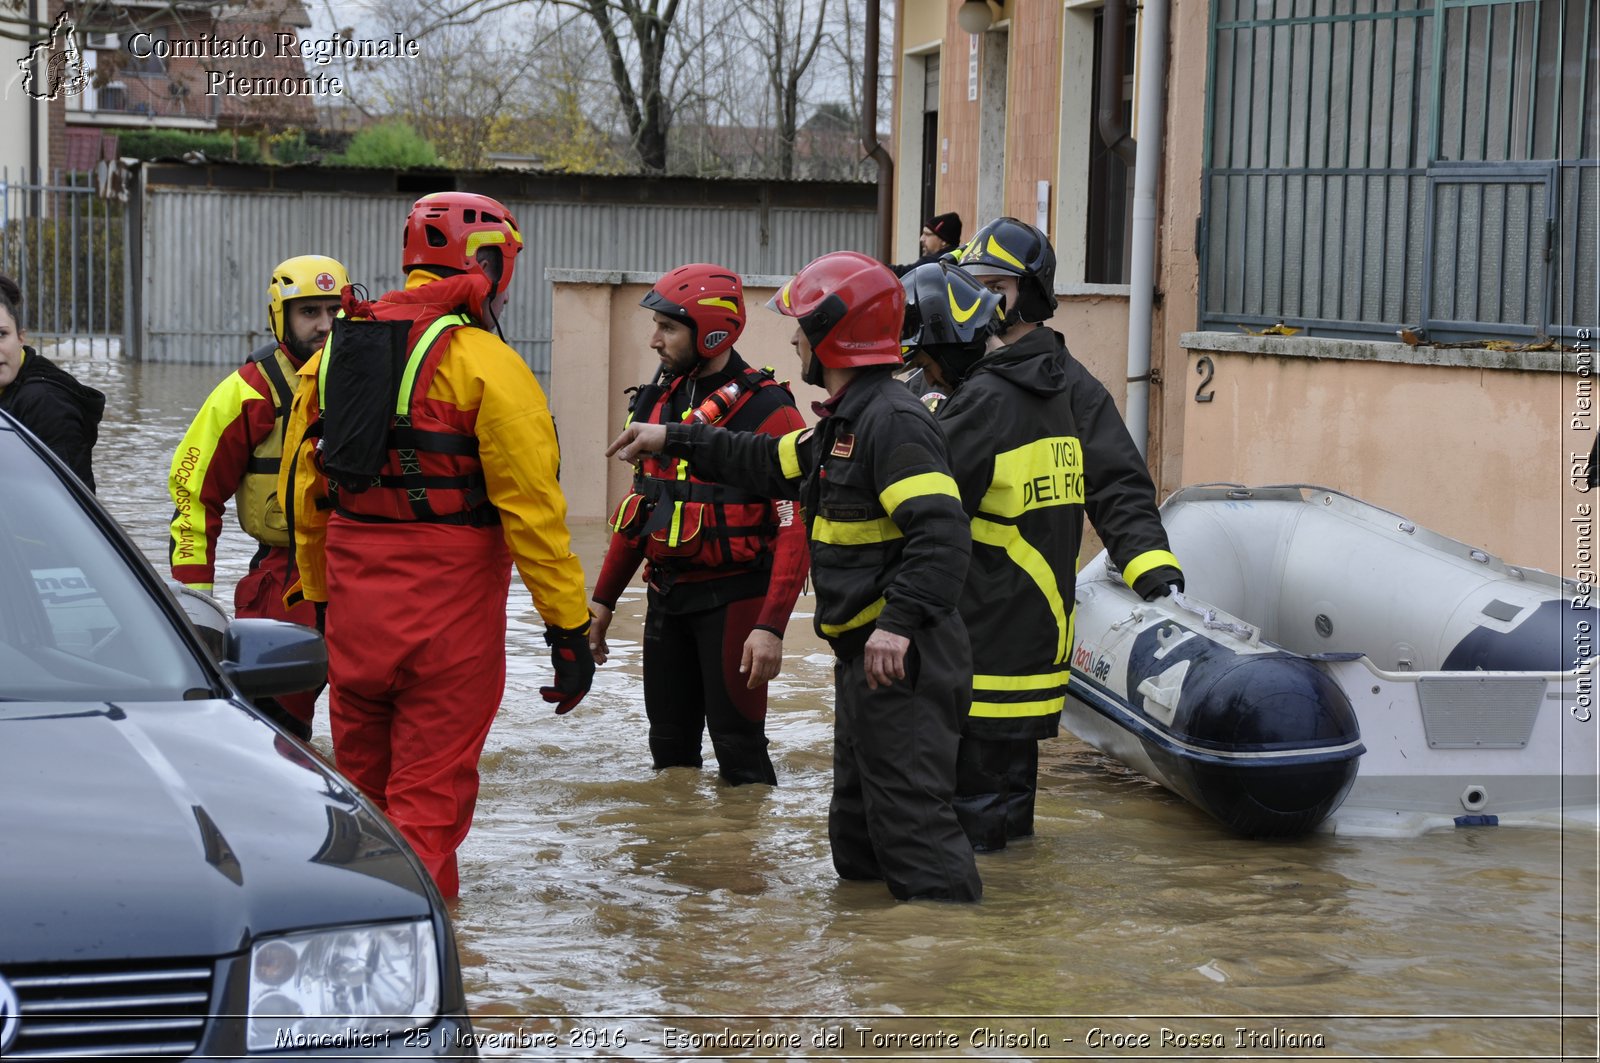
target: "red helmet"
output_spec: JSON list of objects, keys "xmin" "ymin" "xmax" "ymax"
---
[
  {"xmin": 403, "ymin": 192, "xmax": 523, "ymax": 292},
  {"xmin": 640, "ymin": 263, "xmax": 745, "ymax": 359},
  {"xmin": 767, "ymin": 251, "xmax": 904, "ymax": 368}
]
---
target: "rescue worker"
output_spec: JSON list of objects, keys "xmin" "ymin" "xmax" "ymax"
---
[
  {"xmin": 610, "ymin": 251, "xmax": 981, "ymax": 903},
  {"xmin": 280, "ymin": 192, "xmax": 593, "ymax": 898},
  {"xmin": 0, "ymin": 273, "xmax": 104, "ymax": 491},
  {"xmin": 905, "ymin": 221, "xmax": 1183, "ymax": 852},
  {"xmin": 589, "ymin": 263, "xmax": 809, "ymax": 785},
  {"xmin": 167, "ymin": 255, "xmax": 346, "ymax": 739}
]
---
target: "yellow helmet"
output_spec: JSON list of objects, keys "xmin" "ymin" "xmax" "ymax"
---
[{"xmin": 267, "ymin": 255, "xmax": 348, "ymax": 343}]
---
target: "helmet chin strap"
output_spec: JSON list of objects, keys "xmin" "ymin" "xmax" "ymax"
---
[{"xmin": 802, "ymin": 354, "xmax": 825, "ymax": 388}]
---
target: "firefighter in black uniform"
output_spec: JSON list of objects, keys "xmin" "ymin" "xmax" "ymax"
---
[
  {"xmin": 609, "ymin": 251, "xmax": 982, "ymax": 903},
  {"xmin": 902, "ymin": 223, "xmax": 1183, "ymax": 852}
]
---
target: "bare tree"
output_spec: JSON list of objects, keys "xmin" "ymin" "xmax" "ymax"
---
[
  {"xmin": 392, "ymin": 0, "xmax": 682, "ymax": 173},
  {"xmin": 309, "ymin": 0, "xmax": 888, "ymax": 178},
  {"xmin": 740, "ymin": 0, "xmax": 827, "ymax": 180}
]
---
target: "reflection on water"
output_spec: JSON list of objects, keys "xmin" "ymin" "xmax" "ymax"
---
[{"xmin": 76, "ymin": 354, "xmax": 1596, "ymax": 1059}]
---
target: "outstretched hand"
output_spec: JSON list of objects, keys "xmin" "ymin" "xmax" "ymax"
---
[{"xmin": 607, "ymin": 422, "xmax": 669, "ymax": 463}]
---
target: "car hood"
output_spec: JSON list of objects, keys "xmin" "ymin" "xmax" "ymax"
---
[{"xmin": 0, "ymin": 699, "xmax": 432, "ymax": 963}]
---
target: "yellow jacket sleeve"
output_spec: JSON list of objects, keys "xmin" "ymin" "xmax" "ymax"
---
[
  {"xmin": 432, "ymin": 329, "xmax": 590, "ymax": 630},
  {"xmin": 278, "ymin": 352, "xmax": 330, "ymax": 606}
]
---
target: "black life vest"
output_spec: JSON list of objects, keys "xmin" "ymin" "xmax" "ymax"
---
[
  {"xmin": 315, "ymin": 311, "xmax": 499, "ymax": 526},
  {"xmin": 609, "ymin": 363, "xmax": 789, "ymax": 573}
]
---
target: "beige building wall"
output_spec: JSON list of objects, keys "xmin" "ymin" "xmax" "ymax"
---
[{"xmin": 1179, "ymin": 334, "xmax": 1583, "ymax": 576}]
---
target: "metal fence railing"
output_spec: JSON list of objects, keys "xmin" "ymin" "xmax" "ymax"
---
[
  {"xmin": 1200, "ymin": 0, "xmax": 1598, "ymax": 342},
  {"xmin": 0, "ymin": 168, "xmax": 127, "ymax": 357}
]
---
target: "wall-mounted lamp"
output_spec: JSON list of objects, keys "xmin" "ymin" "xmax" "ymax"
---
[{"xmin": 957, "ymin": 0, "xmax": 999, "ymax": 34}]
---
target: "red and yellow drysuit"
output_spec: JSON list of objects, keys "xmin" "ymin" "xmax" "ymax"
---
[
  {"xmin": 169, "ymin": 342, "xmax": 321, "ymax": 734},
  {"xmin": 592, "ymin": 351, "xmax": 809, "ymax": 784},
  {"xmin": 280, "ymin": 272, "xmax": 589, "ymax": 897}
]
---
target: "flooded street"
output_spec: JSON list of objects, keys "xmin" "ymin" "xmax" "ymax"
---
[{"xmin": 71, "ymin": 353, "xmax": 1597, "ymax": 1060}]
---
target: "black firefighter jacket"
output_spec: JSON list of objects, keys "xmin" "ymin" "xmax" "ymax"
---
[
  {"xmin": 662, "ymin": 367, "xmax": 971, "ymax": 658},
  {"xmin": 937, "ymin": 326, "xmax": 1182, "ymax": 739},
  {"xmin": 0, "ymin": 346, "xmax": 105, "ymax": 491}
]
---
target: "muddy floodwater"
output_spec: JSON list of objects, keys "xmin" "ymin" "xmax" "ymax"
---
[{"xmin": 70, "ymin": 354, "xmax": 1598, "ymax": 1060}]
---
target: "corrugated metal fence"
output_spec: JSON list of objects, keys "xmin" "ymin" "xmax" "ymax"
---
[{"xmin": 131, "ymin": 166, "xmax": 879, "ymax": 384}]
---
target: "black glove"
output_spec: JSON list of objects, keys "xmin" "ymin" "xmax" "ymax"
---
[
  {"xmin": 540, "ymin": 619, "xmax": 595, "ymax": 715},
  {"xmin": 313, "ymin": 601, "xmax": 328, "ymax": 634},
  {"xmin": 1133, "ymin": 566, "xmax": 1184, "ymax": 601}
]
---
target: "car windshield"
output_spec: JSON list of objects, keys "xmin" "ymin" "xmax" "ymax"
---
[{"xmin": 0, "ymin": 430, "xmax": 212, "ymax": 701}]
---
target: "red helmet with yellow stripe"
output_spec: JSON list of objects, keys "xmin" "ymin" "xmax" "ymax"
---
[
  {"xmin": 768, "ymin": 251, "xmax": 905, "ymax": 369},
  {"xmin": 403, "ymin": 192, "xmax": 523, "ymax": 293},
  {"xmin": 640, "ymin": 263, "xmax": 745, "ymax": 359}
]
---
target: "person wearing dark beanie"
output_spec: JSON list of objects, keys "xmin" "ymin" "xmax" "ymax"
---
[{"xmin": 890, "ymin": 211, "xmax": 964, "ymax": 277}]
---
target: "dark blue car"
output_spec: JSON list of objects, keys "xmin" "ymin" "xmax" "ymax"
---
[{"xmin": 0, "ymin": 410, "xmax": 475, "ymax": 1058}]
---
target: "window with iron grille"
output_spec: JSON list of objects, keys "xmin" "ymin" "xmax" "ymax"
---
[{"xmin": 1199, "ymin": 0, "xmax": 1597, "ymax": 342}]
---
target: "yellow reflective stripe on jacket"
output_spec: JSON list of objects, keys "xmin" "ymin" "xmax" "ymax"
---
[
  {"xmin": 973, "ymin": 668, "xmax": 1071, "ymax": 691},
  {"xmin": 879, "ymin": 470, "xmax": 960, "ymax": 515},
  {"xmin": 972, "ymin": 516, "xmax": 1073, "ymax": 665},
  {"xmin": 1122, "ymin": 548, "xmax": 1182, "ymax": 589},
  {"xmin": 812, "ymin": 515, "xmax": 902, "ymax": 546},
  {"xmin": 971, "ymin": 667, "xmax": 1070, "ymax": 719},
  {"xmin": 395, "ymin": 314, "xmax": 468, "ymax": 415},
  {"xmin": 978, "ymin": 436, "xmax": 1084, "ymax": 519},
  {"xmin": 820, "ymin": 595, "xmax": 886, "ymax": 637},
  {"xmin": 777, "ymin": 428, "xmax": 805, "ymax": 480},
  {"xmin": 970, "ymin": 694, "xmax": 1067, "ymax": 719}
]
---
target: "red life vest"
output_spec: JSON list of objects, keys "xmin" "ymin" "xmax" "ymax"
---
[
  {"xmin": 317, "ymin": 308, "xmax": 498, "ymax": 527},
  {"xmin": 609, "ymin": 363, "xmax": 789, "ymax": 576}
]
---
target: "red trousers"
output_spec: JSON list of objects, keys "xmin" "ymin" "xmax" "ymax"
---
[
  {"xmin": 234, "ymin": 545, "xmax": 322, "ymax": 732},
  {"xmin": 323, "ymin": 517, "xmax": 511, "ymax": 898}
]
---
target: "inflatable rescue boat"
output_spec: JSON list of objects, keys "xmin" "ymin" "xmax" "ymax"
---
[{"xmin": 1065, "ymin": 484, "xmax": 1598, "ymax": 837}]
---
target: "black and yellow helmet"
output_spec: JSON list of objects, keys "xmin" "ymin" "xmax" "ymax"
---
[
  {"xmin": 957, "ymin": 217, "xmax": 1058, "ymax": 324},
  {"xmin": 900, "ymin": 261, "xmax": 1003, "ymax": 386}
]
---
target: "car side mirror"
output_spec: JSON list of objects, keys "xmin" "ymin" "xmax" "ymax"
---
[{"xmin": 222, "ymin": 619, "xmax": 328, "ymax": 699}]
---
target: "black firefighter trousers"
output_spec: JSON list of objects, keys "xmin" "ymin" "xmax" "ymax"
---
[{"xmin": 829, "ymin": 611, "xmax": 982, "ymax": 902}]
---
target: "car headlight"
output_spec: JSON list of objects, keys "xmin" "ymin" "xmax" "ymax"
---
[{"xmin": 246, "ymin": 919, "xmax": 440, "ymax": 1052}]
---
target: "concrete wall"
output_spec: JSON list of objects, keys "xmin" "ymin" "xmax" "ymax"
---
[
  {"xmin": 549, "ymin": 271, "xmax": 1586, "ymax": 582},
  {"xmin": 1180, "ymin": 333, "xmax": 1586, "ymax": 576},
  {"xmin": 549, "ymin": 271, "xmax": 832, "ymax": 524}
]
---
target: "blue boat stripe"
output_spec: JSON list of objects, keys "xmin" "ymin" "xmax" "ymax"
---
[{"xmin": 1066, "ymin": 667, "xmax": 1366, "ymax": 767}]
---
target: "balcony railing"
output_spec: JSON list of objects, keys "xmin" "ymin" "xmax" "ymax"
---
[{"xmin": 68, "ymin": 76, "xmax": 219, "ymax": 121}]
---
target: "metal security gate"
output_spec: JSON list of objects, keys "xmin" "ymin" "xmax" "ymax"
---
[
  {"xmin": 1200, "ymin": 0, "xmax": 1598, "ymax": 341},
  {"xmin": 1423, "ymin": 163, "xmax": 1553, "ymax": 337},
  {"xmin": 0, "ymin": 168, "xmax": 127, "ymax": 355}
]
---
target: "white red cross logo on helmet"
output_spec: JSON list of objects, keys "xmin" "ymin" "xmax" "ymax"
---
[{"xmin": 315, "ymin": 272, "xmax": 337, "ymax": 291}]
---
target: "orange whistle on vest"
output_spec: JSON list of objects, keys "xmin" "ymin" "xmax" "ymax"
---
[{"xmin": 688, "ymin": 381, "xmax": 743, "ymax": 425}]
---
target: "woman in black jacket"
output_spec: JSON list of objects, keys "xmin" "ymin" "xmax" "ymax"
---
[{"xmin": 0, "ymin": 274, "xmax": 105, "ymax": 491}]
